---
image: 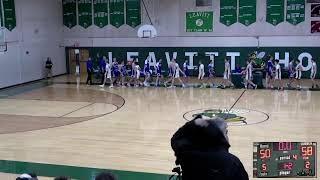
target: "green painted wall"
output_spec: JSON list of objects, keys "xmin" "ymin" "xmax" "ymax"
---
[{"xmin": 69, "ymin": 47, "xmax": 320, "ymax": 78}]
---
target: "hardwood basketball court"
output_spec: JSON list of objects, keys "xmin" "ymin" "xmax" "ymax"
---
[{"xmin": 0, "ymin": 75, "xmax": 319, "ymax": 180}]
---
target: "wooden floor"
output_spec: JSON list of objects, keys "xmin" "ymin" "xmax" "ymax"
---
[{"xmin": 0, "ymin": 75, "xmax": 319, "ymax": 180}]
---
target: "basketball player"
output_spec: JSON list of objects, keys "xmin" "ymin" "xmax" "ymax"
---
[
  {"xmin": 168, "ymin": 59, "xmax": 186, "ymax": 88},
  {"xmin": 134, "ymin": 63, "xmax": 142, "ymax": 87},
  {"xmin": 164, "ymin": 59, "xmax": 175, "ymax": 87},
  {"xmin": 119, "ymin": 61, "xmax": 127, "ymax": 87},
  {"xmin": 266, "ymin": 55, "xmax": 275, "ymax": 89},
  {"xmin": 310, "ymin": 58, "xmax": 319, "ymax": 88},
  {"xmin": 245, "ymin": 60, "xmax": 257, "ymax": 89},
  {"xmin": 183, "ymin": 60, "xmax": 190, "ymax": 83},
  {"xmin": 221, "ymin": 58, "xmax": 234, "ymax": 88},
  {"xmin": 295, "ymin": 59, "xmax": 303, "ymax": 89},
  {"xmin": 112, "ymin": 58, "xmax": 120, "ymax": 86},
  {"xmin": 198, "ymin": 61, "xmax": 205, "ymax": 88},
  {"xmin": 274, "ymin": 60, "xmax": 283, "ymax": 90},
  {"xmin": 206, "ymin": 60, "xmax": 215, "ymax": 87},
  {"xmin": 155, "ymin": 59, "xmax": 163, "ymax": 87},
  {"xmin": 287, "ymin": 58, "xmax": 296, "ymax": 88},
  {"xmin": 100, "ymin": 60, "xmax": 113, "ymax": 88},
  {"xmin": 143, "ymin": 56, "xmax": 152, "ymax": 87}
]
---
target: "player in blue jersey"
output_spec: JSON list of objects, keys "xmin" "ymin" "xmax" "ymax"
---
[
  {"xmin": 143, "ymin": 56, "xmax": 152, "ymax": 87},
  {"xmin": 266, "ymin": 55, "xmax": 275, "ymax": 89},
  {"xmin": 112, "ymin": 58, "xmax": 120, "ymax": 86},
  {"xmin": 206, "ymin": 60, "xmax": 215, "ymax": 87},
  {"xmin": 287, "ymin": 58, "xmax": 296, "ymax": 88},
  {"xmin": 155, "ymin": 59, "xmax": 163, "ymax": 87},
  {"xmin": 119, "ymin": 61, "xmax": 127, "ymax": 87}
]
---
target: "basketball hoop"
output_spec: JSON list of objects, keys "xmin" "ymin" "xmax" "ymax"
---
[{"xmin": 138, "ymin": 25, "xmax": 157, "ymax": 38}]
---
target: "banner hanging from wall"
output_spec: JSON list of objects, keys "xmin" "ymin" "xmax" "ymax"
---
[
  {"xmin": 63, "ymin": 0, "xmax": 77, "ymax": 28},
  {"xmin": 186, "ymin": 11, "xmax": 213, "ymax": 32},
  {"xmin": 93, "ymin": 0, "xmax": 109, "ymax": 28},
  {"xmin": 286, "ymin": 0, "xmax": 305, "ymax": 25},
  {"xmin": 78, "ymin": 0, "xmax": 93, "ymax": 28},
  {"xmin": 0, "ymin": 0, "xmax": 3, "ymax": 27},
  {"xmin": 3, "ymin": 0, "xmax": 16, "ymax": 31},
  {"xmin": 238, "ymin": 0, "xmax": 256, "ymax": 26},
  {"xmin": 311, "ymin": 4, "xmax": 320, "ymax": 17},
  {"xmin": 266, "ymin": 0, "xmax": 284, "ymax": 26},
  {"xmin": 220, "ymin": 0, "xmax": 237, "ymax": 26},
  {"xmin": 126, "ymin": 0, "xmax": 141, "ymax": 28},
  {"xmin": 109, "ymin": 0, "xmax": 125, "ymax": 28}
]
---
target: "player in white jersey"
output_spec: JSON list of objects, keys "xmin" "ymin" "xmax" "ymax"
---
[
  {"xmin": 164, "ymin": 59, "xmax": 175, "ymax": 87},
  {"xmin": 183, "ymin": 60, "xmax": 190, "ymax": 83},
  {"xmin": 295, "ymin": 59, "xmax": 303, "ymax": 89},
  {"xmin": 100, "ymin": 61, "xmax": 113, "ymax": 88},
  {"xmin": 274, "ymin": 59, "xmax": 283, "ymax": 90},
  {"xmin": 143, "ymin": 56, "xmax": 151, "ymax": 87},
  {"xmin": 221, "ymin": 58, "xmax": 234, "ymax": 88},
  {"xmin": 134, "ymin": 63, "xmax": 142, "ymax": 87},
  {"xmin": 245, "ymin": 60, "xmax": 257, "ymax": 89},
  {"xmin": 168, "ymin": 59, "xmax": 186, "ymax": 88},
  {"xmin": 198, "ymin": 61, "xmax": 205, "ymax": 88},
  {"xmin": 310, "ymin": 58, "xmax": 319, "ymax": 88}
]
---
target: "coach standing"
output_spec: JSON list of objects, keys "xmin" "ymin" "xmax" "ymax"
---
[
  {"xmin": 86, "ymin": 57, "xmax": 93, "ymax": 85},
  {"xmin": 45, "ymin": 57, "xmax": 53, "ymax": 79}
]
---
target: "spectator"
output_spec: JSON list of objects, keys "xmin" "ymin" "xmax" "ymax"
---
[
  {"xmin": 54, "ymin": 176, "xmax": 70, "ymax": 180},
  {"xmin": 45, "ymin": 57, "xmax": 53, "ymax": 79},
  {"xmin": 86, "ymin": 57, "xmax": 93, "ymax": 85},
  {"xmin": 16, "ymin": 173, "xmax": 38, "ymax": 180},
  {"xmin": 234, "ymin": 64, "xmax": 242, "ymax": 73},
  {"xmin": 95, "ymin": 172, "xmax": 117, "ymax": 180},
  {"xmin": 171, "ymin": 116, "xmax": 249, "ymax": 180}
]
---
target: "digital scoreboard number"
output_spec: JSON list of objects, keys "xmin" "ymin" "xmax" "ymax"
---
[{"xmin": 253, "ymin": 142, "xmax": 317, "ymax": 178}]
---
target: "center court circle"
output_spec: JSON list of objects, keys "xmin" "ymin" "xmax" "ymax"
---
[{"xmin": 183, "ymin": 108, "xmax": 269, "ymax": 126}]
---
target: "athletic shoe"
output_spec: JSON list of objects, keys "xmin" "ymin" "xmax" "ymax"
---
[
  {"xmin": 109, "ymin": 85, "xmax": 114, "ymax": 88},
  {"xmin": 255, "ymin": 85, "xmax": 258, "ymax": 89},
  {"xmin": 99, "ymin": 85, "xmax": 104, "ymax": 88},
  {"xmin": 182, "ymin": 84, "xmax": 186, "ymax": 88}
]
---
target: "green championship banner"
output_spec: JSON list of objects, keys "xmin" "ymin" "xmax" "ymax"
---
[
  {"xmin": 63, "ymin": 0, "xmax": 77, "ymax": 28},
  {"xmin": 186, "ymin": 11, "xmax": 213, "ymax": 32},
  {"xmin": 126, "ymin": 0, "xmax": 141, "ymax": 28},
  {"xmin": 266, "ymin": 0, "xmax": 284, "ymax": 26},
  {"xmin": 93, "ymin": 0, "xmax": 109, "ymax": 28},
  {"xmin": 0, "ymin": 1, "xmax": 3, "ymax": 27},
  {"xmin": 78, "ymin": 47, "xmax": 320, "ymax": 78},
  {"xmin": 238, "ymin": 0, "xmax": 256, "ymax": 26},
  {"xmin": 220, "ymin": 0, "xmax": 237, "ymax": 26},
  {"xmin": 78, "ymin": 0, "xmax": 93, "ymax": 28},
  {"xmin": 2, "ymin": 0, "xmax": 16, "ymax": 31},
  {"xmin": 109, "ymin": 0, "xmax": 125, "ymax": 28},
  {"xmin": 286, "ymin": 0, "xmax": 305, "ymax": 25}
]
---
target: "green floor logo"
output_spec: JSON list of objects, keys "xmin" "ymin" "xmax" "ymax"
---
[
  {"xmin": 183, "ymin": 108, "xmax": 269, "ymax": 126},
  {"xmin": 186, "ymin": 11, "xmax": 213, "ymax": 32}
]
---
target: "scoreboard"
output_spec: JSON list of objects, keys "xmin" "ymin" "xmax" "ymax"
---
[{"xmin": 253, "ymin": 142, "xmax": 317, "ymax": 178}]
